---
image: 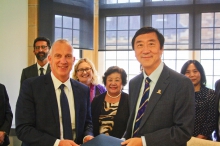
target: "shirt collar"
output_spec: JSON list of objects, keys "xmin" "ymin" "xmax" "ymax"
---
[
  {"xmin": 50, "ymin": 72, "xmax": 71, "ymax": 91},
  {"xmin": 142, "ymin": 62, "xmax": 164, "ymax": 84},
  {"xmin": 37, "ymin": 62, "xmax": 49, "ymax": 70}
]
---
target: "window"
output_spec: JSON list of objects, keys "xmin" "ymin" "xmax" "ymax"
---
[
  {"xmin": 54, "ymin": 15, "xmax": 81, "ymax": 75},
  {"xmin": 99, "ymin": 0, "xmax": 220, "ymax": 91},
  {"xmin": 152, "ymin": 13, "xmax": 190, "ymax": 72},
  {"xmin": 201, "ymin": 12, "xmax": 220, "ymax": 88}
]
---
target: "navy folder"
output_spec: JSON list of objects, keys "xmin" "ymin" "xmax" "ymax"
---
[{"xmin": 81, "ymin": 134, "xmax": 123, "ymax": 146}]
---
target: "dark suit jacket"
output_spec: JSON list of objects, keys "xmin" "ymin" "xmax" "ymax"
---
[
  {"xmin": 15, "ymin": 74, "xmax": 93, "ymax": 146},
  {"xmin": 215, "ymin": 79, "xmax": 220, "ymax": 141},
  {"xmin": 91, "ymin": 92, "xmax": 129, "ymax": 138},
  {"xmin": 0, "ymin": 84, "xmax": 13, "ymax": 146},
  {"xmin": 20, "ymin": 63, "xmax": 51, "ymax": 85},
  {"xmin": 123, "ymin": 64, "xmax": 195, "ymax": 146}
]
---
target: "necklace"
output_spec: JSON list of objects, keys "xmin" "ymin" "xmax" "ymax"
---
[{"xmin": 107, "ymin": 91, "xmax": 121, "ymax": 98}]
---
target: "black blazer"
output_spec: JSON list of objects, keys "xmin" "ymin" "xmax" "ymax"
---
[
  {"xmin": 124, "ymin": 64, "xmax": 195, "ymax": 146},
  {"xmin": 91, "ymin": 91, "xmax": 129, "ymax": 138},
  {"xmin": 20, "ymin": 63, "xmax": 51, "ymax": 85},
  {"xmin": 16, "ymin": 74, "xmax": 93, "ymax": 146},
  {"xmin": 0, "ymin": 84, "xmax": 13, "ymax": 146}
]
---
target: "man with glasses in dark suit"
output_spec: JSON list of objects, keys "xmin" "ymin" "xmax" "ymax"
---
[{"xmin": 20, "ymin": 37, "xmax": 51, "ymax": 86}]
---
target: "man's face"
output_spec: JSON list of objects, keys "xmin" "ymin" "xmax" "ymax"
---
[
  {"xmin": 134, "ymin": 32, "xmax": 163, "ymax": 75},
  {"xmin": 34, "ymin": 41, "xmax": 49, "ymax": 61},
  {"xmin": 48, "ymin": 41, "xmax": 75, "ymax": 82}
]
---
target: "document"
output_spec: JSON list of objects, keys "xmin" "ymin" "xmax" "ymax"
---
[{"xmin": 81, "ymin": 134, "xmax": 123, "ymax": 146}]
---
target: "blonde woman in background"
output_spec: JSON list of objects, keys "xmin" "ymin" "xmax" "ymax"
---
[{"xmin": 73, "ymin": 58, "xmax": 106, "ymax": 102}]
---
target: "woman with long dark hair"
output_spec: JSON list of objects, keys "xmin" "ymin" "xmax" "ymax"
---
[{"xmin": 181, "ymin": 60, "xmax": 216, "ymax": 140}]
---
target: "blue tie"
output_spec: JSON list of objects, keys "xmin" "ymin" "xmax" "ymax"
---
[
  {"xmin": 59, "ymin": 84, "xmax": 73, "ymax": 140},
  {"xmin": 133, "ymin": 77, "xmax": 151, "ymax": 137}
]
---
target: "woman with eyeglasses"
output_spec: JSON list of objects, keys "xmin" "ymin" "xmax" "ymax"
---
[
  {"xmin": 91, "ymin": 66, "xmax": 129, "ymax": 138},
  {"xmin": 73, "ymin": 58, "xmax": 106, "ymax": 102},
  {"xmin": 180, "ymin": 60, "xmax": 216, "ymax": 140}
]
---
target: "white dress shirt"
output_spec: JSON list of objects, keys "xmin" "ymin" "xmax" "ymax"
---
[
  {"xmin": 37, "ymin": 62, "xmax": 49, "ymax": 75},
  {"xmin": 50, "ymin": 72, "xmax": 75, "ymax": 146}
]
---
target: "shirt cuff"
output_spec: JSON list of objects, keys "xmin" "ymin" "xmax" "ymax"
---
[
  {"xmin": 54, "ymin": 139, "xmax": 60, "ymax": 146},
  {"xmin": 141, "ymin": 136, "xmax": 147, "ymax": 146}
]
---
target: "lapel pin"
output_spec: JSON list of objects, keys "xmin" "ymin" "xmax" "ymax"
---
[{"xmin": 156, "ymin": 89, "xmax": 161, "ymax": 94}]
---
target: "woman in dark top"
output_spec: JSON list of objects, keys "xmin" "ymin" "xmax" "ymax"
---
[
  {"xmin": 0, "ymin": 83, "xmax": 13, "ymax": 146},
  {"xmin": 181, "ymin": 60, "xmax": 216, "ymax": 140},
  {"xmin": 91, "ymin": 66, "xmax": 129, "ymax": 138}
]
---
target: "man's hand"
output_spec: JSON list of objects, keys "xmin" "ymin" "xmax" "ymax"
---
[
  {"xmin": 0, "ymin": 131, "xmax": 5, "ymax": 145},
  {"xmin": 196, "ymin": 134, "xmax": 207, "ymax": 139},
  {"xmin": 83, "ymin": 135, "xmax": 94, "ymax": 143},
  {"xmin": 121, "ymin": 138, "xmax": 142, "ymax": 146},
  {"xmin": 58, "ymin": 140, "xmax": 79, "ymax": 146}
]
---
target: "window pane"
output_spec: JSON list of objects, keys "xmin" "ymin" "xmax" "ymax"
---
[
  {"xmin": 164, "ymin": 60, "xmax": 176, "ymax": 71},
  {"xmin": 177, "ymin": 14, "xmax": 189, "ymax": 28},
  {"xmin": 201, "ymin": 44, "xmax": 213, "ymax": 49},
  {"xmin": 117, "ymin": 51, "xmax": 128, "ymax": 59},
  {"xmin": 118, "ymin": 0, "xmax": 129, "ymax": 3},
  {"xmin": 176, "ymin": 60, "xmax": 189, "ymax": 73},
  {"xmin": 201, "ymin": 50, "xmax": 213, "ymax": 59},
  {"xmin": 164, "ymin": 29, "xmax": 176, "ymax": 44},
  {"xmin": 106, "ymin": 51, "xmax": 116, "ymax": 59},
  {"xmin": 214, "ymin": 28, "xmax": 220, "ymax": 42},
  {"xmin": 164, "ymin": 14, "xmax": 176, "ymax": 28},
  {"xmin": 215, "ymin": 12, "xmax": 220, "ymax": 27},
  {"xmin": 117, "ymin": 31, "xmax": 128, "ymax": 45},
  {"xmin": 201, "ymin": 28, "xmax": 213, "ymax": 43},
  {"xmin": 73, "ymin": 30, "xmax": 79, "ymax": 44},
  {"xmin": 106, "ymin": 31, "xmax": 116, "ymax": 45},
  {"xmin": 177, "ymin": 51, "xmax": 191, "ymax": 59},
  {"xmin": 128, "ymin": 60, "xmax": 140, "ymax": 74},
  {"xmin": 201, "ymin": 60, "xmax": 213, "ymax": 75},
  {"xmin": 202, "ymin": 13, "xmax": 214, "ymax": 27},
  {"xmin": 117, "ymin": 60, "xmax": 128, "ymax": 71},
  {"xmin": 118, "ymin": 16, "xmax": 128, "ymax": 30},
  {"xmin": 206, "ymin": 75, "xmax": 213, "ymax": 89},
  {"xmin": 73, "ymin": 18, "xmax": 79, "ymax": 29},
  {"xmin": 214, "ymin": 60, "xmax": 220, "ymax": 75},
  {"xmin": 130, "ymin": 16, "xmax": 140, "ymax": 29},
  {"xmin": 214, "ymin": 50, "xmax": 220, "ymax": 59},
  {"xmin": 55, "ymin": 15, "xmax": 62, "ymax": 27},
  {"xmin": 63, "ymin": 29, "xmax": 72, "ymax": 43},
  {"xmin": 55, "ymin": 28, "xmax": 62, "ymax": 40},
  {"xmin": 106, "ymin": 60, "xmax": 116, "ymax": 69},
  {"xmin": 152, "ymin": 15, "xmax": 164, "ymax": 28},
  {"xmin": 177, "ymin": 29, "xmax": 189, "ymax": 44},
  {"xmin": 106, "ymin": 46, "xmax": 117, "ymax": 50},
  {"xmin": 106, "ymin": 17, "xmax": 116, "ymax": 30},
  {"xmin": 63, "ymin": 16, "xmax": 72, "ymax": 29},
  {"xmin": 129, "ymin": 51, "xmax": 136, "ymax": 59},
  {"xmin": 106, "ymin": 0, "xmax": 117, "ymax": 4},
  {"xmin": 163, "ymin": 51, "xmax": 176, "ymax": 59}
]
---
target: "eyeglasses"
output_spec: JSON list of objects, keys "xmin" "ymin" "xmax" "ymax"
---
[
  {"xmin": 34, "ymin": 46, "xmax": 48, "ymax": 51},
  {"xmin": 77, "ymin": 68, "xmax": 92, "ymax": 73}
]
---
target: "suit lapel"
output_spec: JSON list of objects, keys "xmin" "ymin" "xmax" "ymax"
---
[
  {"xmin": 138, "ymin": 65, "xmax": 170, "ymax": 129},
  {"xmin": 46, "ymin": 64, "xmax": 51, "ymax": 74},
  {"xmin": 70, "ymin": 79, "xmax": 81, "ymax": 138},
  {"xmin": 44, "ymin": 74, "xmax": 60, "ymax": 131},
  {"xmin": 32, "ymin": 64, "xmax": 39, "ymax": 77}
]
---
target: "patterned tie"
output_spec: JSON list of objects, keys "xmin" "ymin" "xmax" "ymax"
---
[
  {"xmin": 39, "ymin": 68, "xmax": 44, "ymax": 76},
  {"xmin": 133, "ymin": 77, "xmax": 151, "ymax": 137},
  {"xmin": 59, "ymin": 84, "xmax": 73, "ymax": 140}
]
